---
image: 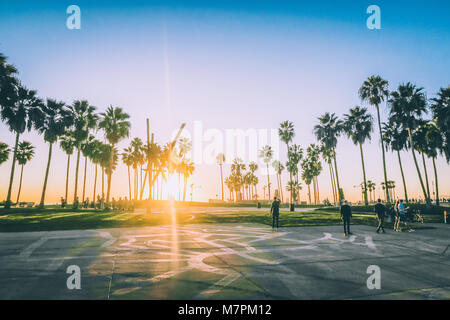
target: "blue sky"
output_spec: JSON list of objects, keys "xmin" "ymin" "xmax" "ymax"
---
[{"xmin": 0, "ymin": 1, "xmax": 449, "ymax": 202}]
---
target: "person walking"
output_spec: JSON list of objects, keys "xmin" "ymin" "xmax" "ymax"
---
[
  {"xmin": 340, "ymin": 200, "xmax": 352, "ymax": 236},
  {"xmin": 374, "ymin": 199, "xmax": 386, "ymax": 233},
  {"xmin": 270, "ymin": 196, "xmax": 281, "ymax": 229}
]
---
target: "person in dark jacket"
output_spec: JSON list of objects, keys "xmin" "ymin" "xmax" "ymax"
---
[
  {"xmin": 270, "ymin": 196, "xmax": 281, "ymax": 229},
  {"xmin": 374, "ymin": 199, "xmax": 386, "ymax": 233},
  {"xmin": 340, "ymin": 200, "xmax": 352, "ymax": 236}
]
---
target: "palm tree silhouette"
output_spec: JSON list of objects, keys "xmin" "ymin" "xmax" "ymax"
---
[
  {"xmin": 181, "ymin": 159, "xmax": 195, "ymax": 201},
  {"xmin": 81, "ymin": 135, "xmax": 96, "ymax": 202},
  {"xmin": 413, "ymin": 123, "xmax": 432, "ymax": 201},
  {"xmin": 430, "ymin": 87, "xmax": 450, "ymax": 162},
  {"xmin": 389, "ymin": 83, "xmax": 430, "ymax": 204},
  {"xmin": 258, "ymin": 146, "xmax": 273, "ymax": 200},
  {"xmin": 359, "ymin": 75, "xmax": 390, "ymax": 202},
  {"xmin": 0, "ymin": 53, "xmax": 18, "ymax": 110},
  {"xmin": 216, "ymin": 153, "xmax": 226, "ymax": 201},
  {"xmin": 88, "ymin": 139, "xmax": 103, "ymax": 204},
  {"xmin": 382, "ymin": 119, "xmax": 409, "ymax": 202},
  {"xmin": 343, "ymin": 106, "xmax": 373, "ymax": 205},
  {"xmin": 60, "ymin": 132, "xmax": 77, "ymax": 203},
  {"xmin": 314, "ymin": 112, "xmax": 343, "ymax": 202},
  {"xmin": 36, "ymin": 99, "xmax": 73, "ymax": 207},
  {"xmin": 122, "ymin": 146, "xmax": 134, "ymax": 200},
  {"xmin": 424, "ymin": 122, "xmax": 443, "ymax": 205},
  {"xmin": 0, "ymin": 142, "xmax": 10, "ymax": 165},
  {"xmin": 279, "ymin": 121, "xmax": 295, "ymax": 208},
  {"xmin": 248, "ymin": 161, "xmax": 258, "ymax": 200},
  {"xmin": 1, "ymin": 84, "xmax": 42, "ymax": 208},
  {"xmin": 98, "ymin": 106, "xmax": 130, "ymax": 203},
  {"xmin": 68, "ymin": 100, "xmax": 98, "ymax": 208},
  {"xmin": 320, "ymin": 145, "xmax": 337, "ymax": 204},
  {"xmin": 15, "ymin": 141, "xmax": 35, "ymax": 203}
]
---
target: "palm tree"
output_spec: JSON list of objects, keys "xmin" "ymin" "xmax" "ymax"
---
[
  {"xmin": 423, "ymin": 122, "xmax": 443, "ymax": 205},
  {"xmin": 122, "ymin": 146, "xmax": 134, "ymax": 200},
  {"xmin": 130, "ymin": 137, "xmax": 144, "ymax": 200},
  {"xmin": 388, "ymin": 83, "xmax": 430, "ymax": 204},
  {"xmin": 60, "ymin": 132, "xmax": 76, "ymax": 203},
  {"xmin": 430, "ymin": 86, "xmax": 450, "ymax": 162},
  {"xmin": 313, "ymin": 112, "xmax": 343, "ymax": 202},
  {"xmin": 98, "ymin": 106, "xmax": 130, "ymax": 203},
  {"xmin": 80, "ymin": 135, "xmax": 96, "ymax": 203},
  {"xmin": 413, "ymin": 123, "xmax": 432, "ymax": 201},
  {"xmin": 89, "ymin": 139, "xmax": 103, "ymax": 204},
  {"xmin": 320, "ymin": 145, "xmax": 337, "ymax": 204},
  {"xmin": 181, "ymin": 159, "xmax": 195, "ymax": 201},
  {"xmin": 216, "ymin": 153, "xmax": 226, "ymax": 201},
  {"xmin": 36, "ymin": 99, "xmax": 72, "ymax": 207},
  {"xmin": 343, "ymin": 106, "xmax": 373, "ymax": 205},
  {"xmin": 367, "ymin": 180, "xmax": 376, "ymax": 202},
  {"xmin": 0, "ymin": 142, "xmax": 10, "ymax": 165},
  {"xmin": 67, "ymin": 100, "xmax": 98, "ymax": 208},
  {"xmin": 287, "ymin": 144, "xmax": 303, "ymax": 204},
  {"xmin": 15, "ymin": 141, "xmax": 35, "ymax": 203},
  {"xmin": 382, "ymin": 119, "xmax": 409, "ymax": 202},
  {"xmin": 258, "ymin": 145, "xmax": 273, "ymax": 200},
  {"xmin": 0, "ymin": 53, "xmax": 18, "ymax": 109},
  {"xmin": 248, "ymin": 161, "xmax": 258, "ymax": 200},
  {"xmin": 286, "ymin": 180, "xmax": 302, "ymax": 204},
  {"xmin": 272, "ymin": 160, "xmax": 284, "ymax": 203},
  {"xmin": 359, "ymin": 75, "xmax": 390, "ymax": 202},
  {"xmin": 1, "ymin": 84, "xmax": 42, "ymax": 208},
  {"xmin": 279, "ymin": 121, "xmax": 295, "ymax": 207}
]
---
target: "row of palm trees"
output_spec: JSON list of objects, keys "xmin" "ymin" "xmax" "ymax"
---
[
  {"xmin": 0, "ymin": 52, "xmax": 133, "ymax": 208},
  {"xmin": 121, "ymin": 137, "xmax": 195, "ymax": 202},
  {"xmin": 314, "ymin": 76, "xmax": 449, "ymax": 206}
]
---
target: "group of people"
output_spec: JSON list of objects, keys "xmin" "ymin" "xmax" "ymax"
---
[{"xmin": 269, "ymin": 196, "xmax": 421, "ymax": 235}]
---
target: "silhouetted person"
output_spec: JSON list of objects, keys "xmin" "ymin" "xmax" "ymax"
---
[
  {"xmin": 270, "ymin": 196, "xmax": 281, "ymax": 228},
  {"xmin": 340, "ymin": 200, "xmax": 352, "ymax": 236},
  {"xmin": 374, "ymin": 199, "xmax": 386, "ymax": 233}
]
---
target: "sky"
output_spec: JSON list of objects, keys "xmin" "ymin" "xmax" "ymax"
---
[{"xmin": 0, "ymin": 0, "xmax": 449, "ymax": 203}]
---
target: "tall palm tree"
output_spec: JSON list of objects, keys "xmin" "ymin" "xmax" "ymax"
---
[
  {"xmin": 0, "ymin": 142, "xmax": 10, "ymax": 165},
  {"xmin": 181, "ymin": 159, "xmax": 195, "ymax": 201},
  {"xmin": 130, "ymin": 137, "xmax": 144, "ymax": 200},
  {"xmin": 80, "ymin": 135, "xmax": 96, "ymax": 202},
  {"xmin": 430, "ymin": 86, "xmax": 450, "ymax": 162},
  {"xmin": 67, "ymin": 100, "xmax": 98, "ymax": 208},
  {"xmin": 388, "ymin": 83, "xmax": 430, "ymax": 204},
  {"xmin": 343, "ymin": 106, "xmax": 373, "ymax": 205},
  {"xmin": 359, "ymin": 75, "xmax": 390, "ymax": 202},
  {"xmin": 258, "ymin": 145, "xmax": 273, "ymax": 200},
  {"xmin": 423, "ymin": 122, "xmax": 443, "ymax": 205},
  {"xmin": 15, "ymin": 141, "xmax": 34, "ymax": 203},
  {"xmin": 98, "ymin": 106, "xmax": 130, "ymax": 202},
  {"xmin": 36, "ymin": 99, "xmax": 72, "ymax": 207},
  {"xmin": 248, "ymin": 161, "xmax": 258, "ymax": 200},
  {"xmin": 320, "ymin": 145, "xmax": 337, "ymax": 204},
  {"xmin": 272, "ymin": 160, "xmax": 284, "ymax": 203},
  {"xmin": 413, "ymin": 123, "xmax": 432, "ymax": 201},
  {"xmin": 122, "ymin": 146, "xmax": 134, "ymax": 200},
  {"xmin": 88, "ymin": 139, "xmax": 103, "ymax": 204},
  {"xmin": 382, "ymin": 119, "xmax": 409, "ymax": 202},
  {"xmin": 216, "ymin": 153, "xmax": 226, "ymax": 201},
  {"xmin": 60, "ymin": 132, "xmax": 76, "ymax": 203},
  {"xmin": 287, "ymin": 144, "xmax": 303, "ymax": 204},
  {"xmin": 1, "ymin": 84, "xmax": 42, "ymax": 208},
  {"xmin": 279, "ymin": 121, "xmax": 295, "ymax": 207},
  {"xmin": 313, "ymin": 112, "xmax": 343, "ymax": 202}
]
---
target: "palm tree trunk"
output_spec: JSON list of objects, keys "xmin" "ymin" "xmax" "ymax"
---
[
  {"xmin": 127, "ymin": 166, "xmax": 131, "ymax": 200},
  {"xmin": 73, "ymin": 148, "xmax": 81, "ymax": 207},
  {"xmin": 279, "ymin": 174, "xmax": 284, "ymax": 203},
  {"xmin": 93, "ymin": 164, "xmax": 97, "ymax": 203},
  {"xmin": 316, "ymin": 176, "xmax": 320, "ymax": 204},
  {"xmin": 359, "ymin": 143, "xmax": 369, "ymax": 205},
  {"xmin": 407, "ymin": 128, "xmax": 429, "ymax": 204},
  {"xmin": 307, "ymin": 184, "xmax": 311, "ymax": 204},
  {"xmin": 65, "ymin": 154, "xmax": 70, "ymax": 202},
  {"xmin": 106, "ymin": 144, "xmax": 115, "ymax": 203},
  {"xmin": 397, "ymin": 150, "xmax": 408, "ymax": 203},
  {"xmin": 376, "ymin": 104, "xmax": 390, "ymax": 203},
  {"xmin": 266, "ymin": 163, "xmax": 271, "ymax": 200},
  {"xmin": 82, "ymin": 156, "xmax": 87, "ymax": 202},
  {"xmin": 5, "ymin": 131, "xmax": 20, "ymax": 208},
  {"xmin": 219, "ymin": 164, "xmax": 224, "ymax": 201},
  {"xmin": 328, "ymin": 161, "xmax": 336, "ymax": 204},
  {"xmin": 39, "ymin": 142, "xmax": 53, "ymax": 207},
  {"xmin": 183, "ymin": 175, "xmax": 187, "ymax": 201},
  {"xmin": 333, "ymin": 153, "xmax": 342, "ymax": 202},
  {"xmin": 139, "ymin": 166, "xmax": 143, "ymax": 200},
  {"xmin": 421, "ymin": 153, "xmax": 431, "ymax": 200},
  {"xmin": 432, "ymin": 157, "xmax": 439, "ymax": 205},
  {"xmin": 101, "ymin": 167, "xmax": 104, "ymax": 198},
  {"xmin": 16, "ymin": 164, "xmax": 24, "ymax": 204}
]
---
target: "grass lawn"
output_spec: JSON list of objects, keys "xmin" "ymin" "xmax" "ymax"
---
[{"xmin": 0, "ymin": 207, "xmax": 442, "ymax": 233}]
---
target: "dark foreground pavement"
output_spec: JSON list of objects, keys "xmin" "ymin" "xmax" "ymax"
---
[{"xmin": 0, "ymin": 223, "xmax": 449, "ymax": 300}]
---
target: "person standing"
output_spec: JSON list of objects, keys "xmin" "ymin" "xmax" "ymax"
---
[
  {"xmin": 340, "ymin": 200, "xmax": 352, "ymax": 236},
  {"xmin": 270, "ymin": 196, "xmax": 281, "ymax": 229},
  {"xmin": 374, "ymin": 199, "xmax": 386, "ymax": 233}
]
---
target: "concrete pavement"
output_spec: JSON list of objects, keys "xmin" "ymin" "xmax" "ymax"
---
[{"xmin": 0, "ymin": 223, "xmax": 449, "ymax": 299}]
